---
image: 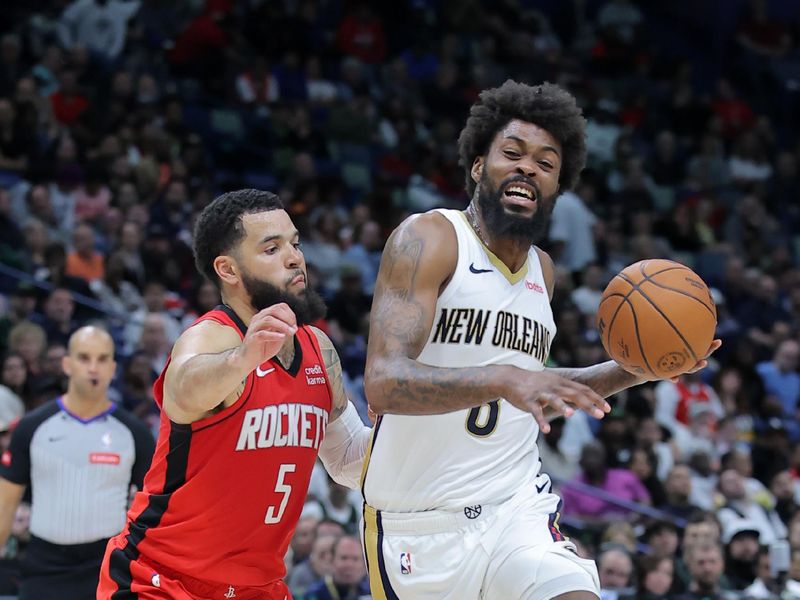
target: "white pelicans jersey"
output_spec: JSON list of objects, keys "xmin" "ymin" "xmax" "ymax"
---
[{"xmin": 362, "ymin": 208, "xmax": 556, "ymax": 512}]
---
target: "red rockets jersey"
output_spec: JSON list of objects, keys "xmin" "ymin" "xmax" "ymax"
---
[{"xmin": 114, "ymin": 306, "xmax": 332, "ymax": 587}]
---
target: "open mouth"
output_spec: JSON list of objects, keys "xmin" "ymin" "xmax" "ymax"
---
[
  {"xmin": 503, "ymin": 182, "xmax": 537, "ymax": 207},
  {"xmin": 90, "ymin": 378, "xmax": 99, "ymax": 386}
]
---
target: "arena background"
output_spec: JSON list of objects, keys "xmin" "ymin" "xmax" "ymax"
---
[{"xmin": 0, "ymin": 0, "xmax": 800, "ymax": 598}]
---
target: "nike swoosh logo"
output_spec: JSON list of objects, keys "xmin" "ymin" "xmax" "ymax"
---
[
  {"xmin": 469, "ymin": 263, "xmax": 493, "ymax": 274},
  {"xmin": 48, "ymin": 436, "xmax": 66, "ymax": 442},
  {"xmin": 535, "ymin": 481, "xmax": 549, "ymax": 494},
  {"xmin": 256, "ymin": 366, "xmax": 276, "ymax": 377}
]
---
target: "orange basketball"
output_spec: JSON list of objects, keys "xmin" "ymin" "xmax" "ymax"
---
[{"xmin": 596, "ymin": 259, "xmax": 717, "ymax": 379}]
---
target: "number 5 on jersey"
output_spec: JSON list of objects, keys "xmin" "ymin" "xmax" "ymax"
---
[{"xmin": 264, "ymin": 464, "xmax": 296, "ymax": 524}]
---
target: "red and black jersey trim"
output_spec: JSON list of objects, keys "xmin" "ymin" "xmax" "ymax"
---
[
  {"xmin": 107, "ymin": 423, "xmax": 193, "ymax": 598},
  {"xmin": 216, "ymin": 304, "xmax": 247, "ymax": 337}
]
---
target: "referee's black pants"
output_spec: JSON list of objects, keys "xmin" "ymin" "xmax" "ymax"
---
[{"xmin": 19, "ymin": 535, "xmax": 109, "ymax": 600}]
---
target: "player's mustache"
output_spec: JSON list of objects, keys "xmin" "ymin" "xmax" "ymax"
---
[{"xmin": 285, "ymin": 269, "xmax": 306, "ymax": 287}]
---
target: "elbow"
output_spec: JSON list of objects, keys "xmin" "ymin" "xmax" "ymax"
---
[
  {"xmin": 363, "ymin": 374, "xmax": 386, "ymax": 414},
  {"xmin": 363, "ymin": 363, "xmax": 391, "ymax": 415},
  {"xmin": 167, "ymin": 378, "xmax": 204, "ymax": 414},
  {"xmin": 365, "ymin": 354, "xmax": 417, "ymax": 414},
  {"xmin": 171, "ymin": 392, "xmax": 196, "ymax": 414}
]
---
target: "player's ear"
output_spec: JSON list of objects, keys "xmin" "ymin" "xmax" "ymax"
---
[
  {"xmin": 61, "ymin": 355, "xmax": 72, "ymax": 377},
  {"xmin": 471, "ymin": 157, "xmax": 483, "ymax": 184},
  {"xmin": 214, "ymin": 255, "xmax": 239, "ymax": 286}
]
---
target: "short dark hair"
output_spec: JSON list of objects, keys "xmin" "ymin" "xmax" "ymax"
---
[
  {"xmin": 684, "ymin": 509, "xmax": 719, "ymax": 529},
  {"xmin": 644, "ymin": 520, "xmax": 678, "ymax": 540},
  {"xmin": 457, "ymin": 80, "xmax": 587, "ymax": 197},
  {"xmin": 193, "ymin": 189, "xmax": 284, "ymax": 287}
]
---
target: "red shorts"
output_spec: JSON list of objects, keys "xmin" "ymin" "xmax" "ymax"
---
[{"xmin": 97, "ymin": 538, "xmax": 292, "ymax": 600}]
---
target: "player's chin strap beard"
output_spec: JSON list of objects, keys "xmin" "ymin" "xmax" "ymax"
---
[{"xmin": 466, "ymin": 202, "xmax": 489, "ymax": 247}]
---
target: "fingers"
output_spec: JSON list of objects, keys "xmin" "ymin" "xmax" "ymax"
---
[
  {"xmin": 687, "ymin": 359, "xmax": 708, "ymax": 374},
  {"xmin": 704, "ymin": 339, "xmax": 722, "ymax": 358},
  {"xmin": 675, "ymin": 340, "xmax": 722, "ymax": 378},
  {"xmin": 530, "ymin": 403, "xmax": 550, "ymax": 434},
  {"xmin": 253, "ymin": 303, "xmax": 298, "ymax": 330},
  {"xmin": 253, "ymin": 330, "xmax": 287, "ymax": 343},
  {"xmin": 669, "ymin": 340, "xmax": 721, "ymax": 380},
  {"xmin": 249, "ymin": 314, "xmax": 297, "ymax": 337},
  {"xmin": 554, "ymin": 380, "xmax": 609, "ymax": 418},
  {"xmin": 537, "ymin": 392, "xmax": 574, "ymax": 419}
]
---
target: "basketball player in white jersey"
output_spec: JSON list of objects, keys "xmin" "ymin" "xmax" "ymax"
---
[{"xmin": 361, "ymin": 80, "xmax": 721, "ymax": 600}]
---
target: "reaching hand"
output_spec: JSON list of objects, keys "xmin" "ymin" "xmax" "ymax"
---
[
  {"xmin": 235, "ymin": 303, "xmax": 298, "ymax": 371},
  {"xmin": 505, "ymin": 371, "xmax": 610, "ymax": 434},
  {"xmin": 634, "ymin": 339, "xmax": 722, "ymax": 383},
  {"xmin": 671, "ymin": 339, "xmax": 722, "ymax": 381}
]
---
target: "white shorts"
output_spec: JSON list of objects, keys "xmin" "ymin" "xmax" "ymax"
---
[{"xmin": 361, "ymin": 479, "xmax": 600, "ymax": 600}]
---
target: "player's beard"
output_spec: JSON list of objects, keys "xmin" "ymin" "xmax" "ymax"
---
[
  {"xmin": 241, "ymin": 269, "xmax": 327, "ymax": 325},
  {"xmin": 476, "ymin": 170, "xmax": 557, "ymax": 243}
]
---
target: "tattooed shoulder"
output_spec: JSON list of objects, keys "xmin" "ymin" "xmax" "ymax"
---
[
  {"xmin": 370, "ymin": 213, "xmax": 457, "ymax": 358},
  {"xmin": 309, "ymin": 326, "xmax": 348, "ymax": 420}
]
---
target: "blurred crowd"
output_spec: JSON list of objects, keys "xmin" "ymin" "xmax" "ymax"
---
[{"xmin": 0, "ymin": 0, "xmax": 799, "ymax": 597}]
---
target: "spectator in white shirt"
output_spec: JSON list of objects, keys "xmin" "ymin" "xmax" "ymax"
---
[
  {"xmin": 59, "ymin": 0, "xmax": 141, "ymax": 62},
  {"xmin": 571, "ymin": 263, "xmax": 607, "ymax": 316},
  {"xmin": 549, "ymin": 179, "xmax": 598, "ymax": 273}
]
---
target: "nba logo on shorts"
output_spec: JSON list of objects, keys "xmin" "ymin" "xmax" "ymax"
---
[{"xmin": 400, "ymin": 552, "xmax": 412, "ymax": 575}]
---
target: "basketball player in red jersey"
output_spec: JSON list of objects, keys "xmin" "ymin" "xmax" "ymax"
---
[{"xmin": 97, "ymin": 189, "xmax": 372, "ymax": 600}]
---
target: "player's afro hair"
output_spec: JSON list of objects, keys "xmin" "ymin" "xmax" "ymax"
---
[
  {"xmin": 193, "ymin": 188, "xmax": 283, "ymax": 287},
  {"xmin": 457, "ymin": 80, "xmax": 587, "ymax": 197}
]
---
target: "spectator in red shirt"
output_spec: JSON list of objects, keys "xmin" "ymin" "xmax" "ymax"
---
[
  {"xmin": 168, "ymin": 0, "xmax": 232, "ymax": 81},
  {"xmin": 734, "ymin": 0, "xmax": 792, "ymax": 113},
  {"xmin": 736, "ymin": 0, "xmax": 791, "ymax": 60},
  {"xmin": 49, "ymin": 68, "xmax": 89, "ymax": 126},
  {"xmin": 710, "ymin": 79, "xmax": 754, "ymax": 140},
  {"xmin": 336, "ymin": 4, "xmax": 387, "ymax": 64}
]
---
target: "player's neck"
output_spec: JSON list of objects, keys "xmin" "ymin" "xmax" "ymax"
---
[
  {"xmin": 61, "ymin": 391, "xmax": 112, "ymax": 419},
  {"xmin": 466, "ymin": 204, "xmax": 530, "ymax": 273},
  {"xmin": 221, "ymin": 295, "xmax": 257, "ymax": 326},
  {"xmin": 274, "ymin": 337, "xmax": 296, "ymax": 369}
]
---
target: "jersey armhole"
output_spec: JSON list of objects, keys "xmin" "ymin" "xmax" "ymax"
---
[{"xmin": 431, "ymin": 209, "xmax": 466, "ymax": 305}]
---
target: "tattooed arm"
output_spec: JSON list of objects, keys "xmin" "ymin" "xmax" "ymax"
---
[
  {"xmin": 310, "ymin": 326, "xmax": 361, "ymax": 422},
  {"xmin": 311, "ymin": 326, "xmax": 372, "ymax": 489},
  {"xmin": 547, "ymin": 363, "xmax": 643, "ymax": 398},
  {"xmin": 364, "ymin": 213, "xmax": 608, "ymax": 431}
]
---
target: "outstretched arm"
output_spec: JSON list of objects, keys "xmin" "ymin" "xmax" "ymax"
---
[
  {"xmin": 364, "ymin": 213, "xmax": 608, "ymax": 431},
  {"xmin": 313, "ymin": 327, "xmax": 372, "ymax": 489},
  {"xmin": 534, "ymin": 247, "xmax": 721, "ymax": 399},
  {"xmin": 548, "ymin": 340, "xmax": 723, "ymax": 398},
  {"xmin": 547, "ymin": 362, "xmax": 642, "ymax": 398}
]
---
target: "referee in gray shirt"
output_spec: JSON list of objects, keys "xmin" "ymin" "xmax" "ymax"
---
[{"xmin": 0, "ymin": 326, "xmax": 154, "ymax": 599}]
